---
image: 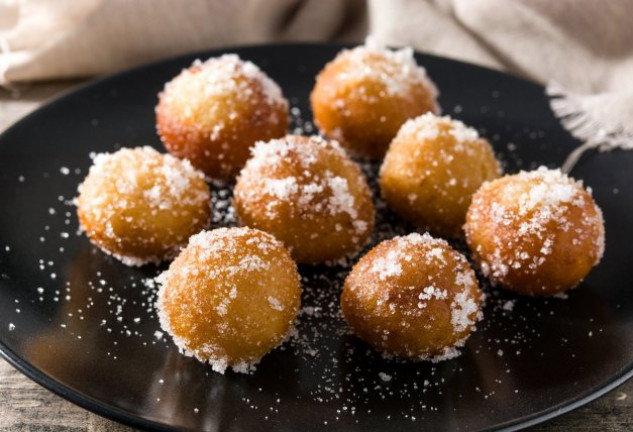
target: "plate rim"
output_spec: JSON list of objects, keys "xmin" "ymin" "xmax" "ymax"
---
[
  {"xmin": 3, "ymin": 333, "xmax": 633, "ymax": 432},
  {"xmin": 0, "ymin": 42, "xmax": 629, "ymax": 432}
]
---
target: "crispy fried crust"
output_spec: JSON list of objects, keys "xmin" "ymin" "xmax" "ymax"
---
[{"xmin": 464, "ymin": 168, "xmax": 605, "ymax": 296}]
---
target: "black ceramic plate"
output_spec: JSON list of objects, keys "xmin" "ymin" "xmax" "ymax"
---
[{"xmin": 0, "ymin": 44, "xmax": 631, "ymax": 432}]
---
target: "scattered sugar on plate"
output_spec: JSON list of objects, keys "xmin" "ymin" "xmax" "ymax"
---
[
  {"xmin": 379, "ymin": 372, "xmax": 392, "ymax": 382},
  {"xmin": 0, "ymin": 81, "xmax": 613, "ymax": 428}
]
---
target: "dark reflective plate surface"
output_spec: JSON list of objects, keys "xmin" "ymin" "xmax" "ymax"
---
[{"xmin": 0, "ymin": 44, "xmax": 631, "ymax": 432}]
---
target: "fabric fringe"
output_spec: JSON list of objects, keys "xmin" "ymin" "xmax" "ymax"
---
[{"xmin": 547, "ymin": 81, "xmax": 633, "ymax": 173}]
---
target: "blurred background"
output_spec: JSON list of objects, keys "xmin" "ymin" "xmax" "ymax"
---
[
  {"xmin": 1, "ymin": 0, "xmax": 631, "ymax": 160},
  {"xmin": 2, "ymin": 0, "xmax": 632, "ymax": 89}
]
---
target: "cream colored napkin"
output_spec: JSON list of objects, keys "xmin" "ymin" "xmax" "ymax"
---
[
  {"xmin": 0, "ymin": 0, "xmax": 366, "ymax": 82},
  {"xmin": 369, "ymin": 0, "xmax": 633, "ymax": 170},
  {"xmin": 2, "ymin": 0, "xmax": 631, "ymax": 168}
]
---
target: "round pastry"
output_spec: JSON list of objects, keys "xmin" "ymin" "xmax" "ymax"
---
[
  {"xmin": 310, "ymin": 38, "xmax": 439, "ymax": 159},
  {"xmin": 76, "ymin": 146, "xmax": 211, "ymax": 266},
  {"xmin": 341, "ymin": 233, "xmax": 483, "ymax": 361},
  {"xmin": 464, "ymin": 167, "xmax": 605, "ymax": 296},
  {"xmin": 233, "ymin": 135, "xmax": 375, "ymax": 264},
  {"xmin": 380, "ymin": 113, "xmax": 501, "ymax": 237},
  {"xmin": 156, "ymin": 54, "xmax": 289, "ymax": 180},
  {"xmin": 156, "ymin": 227, "xmax": 301, "ymax": 374}
]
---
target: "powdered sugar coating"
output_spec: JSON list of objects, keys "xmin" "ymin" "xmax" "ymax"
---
[
  {"xmin": 341, "ymin": 233, "xmax": 483, "ymax": 362},
  {"xmin": 395, "ymin": 113, "xmax": 480, "ymax": 144},
  {"xmin": 310, "ymin": 37, "xmax": 440, "ymax": 158},
  {"xmin": 156, "ymin": 54, "xmax": 289, "ymax": 180},
  {"xmin": 234, "ymin": 135, "xmax": 375, "ymax": 264},
  {"xmin": 465, "ymin": 166, "xmax": 605, "ymax": 296},
  {"xmin": 161, "ymin": 54, "xmax": 287, "ymax": 118},
  {"xmin": 76, "ymin": 146, "xmax": 211, "ymax": 266},
  {"xmin": 339, "ymin": 37, "xmax": 439, "ymax": 101},
  {"xmin": 380, "ymin": 113, "xmax": 501, "ymax": 237},
  {"xmin": 156, "ymin": 227, "xmax": 301, "ymax": 374}
]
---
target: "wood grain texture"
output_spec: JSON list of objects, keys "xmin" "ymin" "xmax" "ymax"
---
[
  {"xmin": 0, "ymin": 359, "xmax": 132, "ymax": 431},
  {"xmin": 1, "ymin": 82, "xmax": 632, "ymax": 431}
]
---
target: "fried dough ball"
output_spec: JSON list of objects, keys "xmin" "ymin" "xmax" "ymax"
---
[
  {"xmin": 380, "ymin": 113, "xmax": 501, "ymax": 237},
  {"xmin": 233, "ymin": 135, "xmax": 375, "ymax": 264},
  {"xmin": 76, "ymin": 146, "xmax": 211, "ymax": 266},
  {"xmin": 310, "ymin": 38, "xmax": 439, "ymax": 159},
  {"xmin": 156, "ymin": 227, "xmax": 301, "ymax": 374},
  {"xmin": 156, "ymin": 54, "xmax": 289, "ymax": 180},
  {"xmin": 341, "ymin": 233, "xmax": 483, "ymax": 361},
  {"xmin": 464, "ymin": 167, "xmax": 605, "ymax": 296}
]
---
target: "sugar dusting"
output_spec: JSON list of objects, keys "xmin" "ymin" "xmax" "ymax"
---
[
  {"xmin": 346, "ymin": 232, "xmax": 483, "ymax": 362},
  {"xmin": 1, "ymin": 97, "xmax": 613, "ymax": 427},
  {"xmin": 155, "ymin": 227, "xmax": 298, "ymax": 374},
  {"xmin": 75, "ymin": 146, "xmax": 210, "ymax": 266},
  {"xmin": 162, "ymin": 54, "xmax": 287, "ymax": 114},
  {"xmin": 465, "ymin": 166, "xmax": 605, "ymax": 288},
  {"xmin": 334, "ymin": 37, "xmax": 440, "ymax": 109},
  {"xmin": 397, "ymin": 112, "xmax": 481, "ymax": 144},
  {"xmin": 235, "ymin": 135, "xmax": 372, "ymax": 240}
]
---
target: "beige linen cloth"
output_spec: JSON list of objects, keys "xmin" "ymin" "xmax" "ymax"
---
[{"xmin": 1, "ymin": 0, "xmax": 632, "ymax": 169}]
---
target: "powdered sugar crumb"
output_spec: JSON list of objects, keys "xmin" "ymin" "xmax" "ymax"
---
[
  {"xmin": 163, "ymin": 54, "xmax": 287, "ymax": 110},
  {"xmin": 235, "ymin": 135, "xmax": 373, "ymax": 243},
  {"xmin": 338, "ymin": 37, "xmax": 440, "ymax": 108},
  {"xmin": 378, "ymin": 372, "xmax": 392, "ymax": 382},
  {"xmin": 397, "ymin": 112, "xmax": 480, "ymax": 144},
  {"xmin": 465, "ymin": 166, "xmax": 605, "ymax": 285}
]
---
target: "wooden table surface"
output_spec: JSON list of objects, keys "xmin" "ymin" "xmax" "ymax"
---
[{"xmin": 1, "ymin": 82, "xmax": 632, "ymax": 432}]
